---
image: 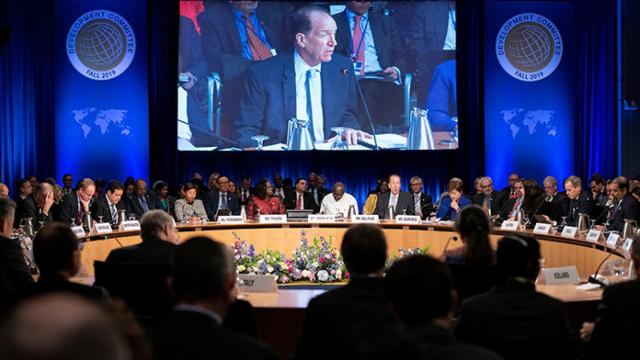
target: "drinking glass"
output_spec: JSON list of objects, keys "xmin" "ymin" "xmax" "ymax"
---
[{"xmin": 251, "ymin": 135, "xmax": 269, "ymax": 151}]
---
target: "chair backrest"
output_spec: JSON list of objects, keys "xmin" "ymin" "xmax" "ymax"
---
[
  {"xmin": 94, "ymin": 261, "xmax": 172, "ymax": 317},
  {"xmin": 447, "ymin": 263, "xmax": 499, "ymax": 303}
]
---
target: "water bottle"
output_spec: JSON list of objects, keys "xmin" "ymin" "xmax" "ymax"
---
[
  {"xmin": 287, "ymin": 118, "xmax": 315, "ymax": 150},
  {"xmin": 407, "ymin": 108, "xmax": 435, "ymax": 150}
]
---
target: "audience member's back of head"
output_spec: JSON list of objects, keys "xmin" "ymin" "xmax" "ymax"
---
[
  {"xmin": 455, "ymin": 205, "xmax": 494, "ymax": 264},
  {"xmin": 385, "ymin": 255, "xmax": 454, "ymax": 328},
  {"xmin": 33, "ymin": 223, "xmax": 81, "ymax": 278},
  {"xmin": 496, "ymin": 234, "xmax": 541, "ymax": 282},
  {"xmin": 172, "ymin": 236, "xmax": 234, "ymax": 304},
  {"xmin": 341, "ymin": 224, "xmax": 387, "ymax": 276},
  {"xmin": 140, "ymin": 210, "xmax": 174, "ymax": 242},
  {"xmin": 339, "ymin": 320, "xmax": 421, "ymax": 360},
  {"xmin": 0, "ymin": 293, "xmax": 131, "ymax": 360}
]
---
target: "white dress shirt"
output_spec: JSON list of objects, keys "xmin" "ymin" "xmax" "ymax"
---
[
  {"xmin": 294, "ymin": 50, "xmax": 324, "ymax": 142},
  {"xmin": 320, "ymin": 193, "xmax": 359, "ymax": 216}
]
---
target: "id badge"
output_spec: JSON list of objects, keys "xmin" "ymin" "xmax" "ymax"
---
[{"xmin": 353, "ymin": 61, "xmax": 363, "ymax": 73}]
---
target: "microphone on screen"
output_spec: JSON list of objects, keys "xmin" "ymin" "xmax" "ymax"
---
[
  {"xmin": 340, "ymin": 68, "xmax": 379, "ymax": 150},
  {"xmin": 442, "ymin": 236, "xmax": 458, "ymax": 256}
]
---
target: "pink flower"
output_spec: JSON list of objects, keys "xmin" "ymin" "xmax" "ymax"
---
[{"xmin": 319, "ymin": 257, "xmax": 326, "ymax": 263}]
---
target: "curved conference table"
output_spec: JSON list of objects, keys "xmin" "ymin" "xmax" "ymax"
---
[{"xmin": 77, "ymin": 221, "xmax": 626, "ymax": 359}]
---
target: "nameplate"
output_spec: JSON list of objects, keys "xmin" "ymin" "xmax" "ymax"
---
[
  {"xmin": 606, "ymin": 233, "xmax": 620, "ymax": 247},
  {"xmin": 533, "ymin": 223, "xmax": 552, "ymax": 234},
  {"xmin": 120, "ymin": 220, "xmax": 141, "ymax": 231},
  {"xmin": 561, "ymin": 226, "xmax": 578, "ymax": 239},
  {"xmin": 71, "ymin": 226, "xmax": 86, "ymax": 238},
  {"xmin": 623, "ymin": 237, "xmax": 634, "ymax": 253},
  {"xmin": 94, "ymin": 223, "xmax": 112, "ymax": 234},
  {"xmin": 259, "ymin": 214, "xmax": 287, "ymax": 223},
  {"xmin": 353, "ymin": 215, "xmax": 379, "ymax": 223},
  {"xmin": 586, "ymin": 229, "xmax": 602, "ymax": 243},
  {"xmin": 308, "ymin": 214, "xmax": 336, "ymax": 223},
  {"xmin": 238, "ymin": 274, "xmax": 277, "ymax": 293},
  {"xmin": 501, "ymin": 220, "xmax": 520, "ymax": 231},
  {"xmin": 541, "ymin": 266, "xmax": 580, "ymax": 285},
  {"xmin": 217, "ymin": 216, "xmax": 244, "ymax": 224},
  {"xmin": 395, "ymin": 215, "xmax": 421, "ymax": 224}
]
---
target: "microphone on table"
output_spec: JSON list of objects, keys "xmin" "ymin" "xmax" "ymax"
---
[
  {"xmin": 341, "ymin": 68, "xmax": 379, "ymax": 150},
  {"xmin": 588, "ymin": 239, "xmax": 625, "ymax": 287},
  {"xmin": 442, "ymin": 236, "xmax": 458, "ymax": 256},
  {"xmin": 532, "ymin": 195, "xmax": 552, "ymax": 220},
  {"xmin": 593, "ymin": 202, "xmax": 616, "ymax": 225}
]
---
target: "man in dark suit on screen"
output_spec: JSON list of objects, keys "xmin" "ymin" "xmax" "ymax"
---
[
  {"xmin": 204, "ymin": 175, "xmax": 241, "ymax": 219},
  {"xmin": 235, "ymin": 5, "xmax": 370, "ymax": 148},
  {"xmin": 152, "ymin": 237, "xmax": 276, "ymax": 360},
  {"xmin": 295, "ymin": 224, "xmax": 393, "ymax": 360},
  {"xmin": 333, "ymin": 1, "xmax": 407, "ymax": 133},
  {"xmin": 374, "ymin": 174, "xmax": 414, "ymax": 218},
  {"xmin": 197, "ymin": 1, "xmax": 293, "ymax": 139}
]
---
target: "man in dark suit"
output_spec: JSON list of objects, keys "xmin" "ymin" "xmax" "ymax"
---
[
  {"xmin": 385, "ymin": 254, "xmax": 502, "ymax": 360},
  {"xmin": 296, "ymin": 224, "xmax": 393, "ymax": 360},
  {"xmin": 408, "ymin": 0, "xmax": 456, "ymax": 101},
  {"xmin": 31, "ymin": 223, "xmax": 107, "ymax": 303},
  {"xmin": 472, "ymin": 176, "xmax": 505, "ymax": 218},
  {"xmin": 333, "ymin": 1, "xmax": 407, "ymax": 133},
  {"xmin": 605, "ymin": 176, "xmax": 640, "ymax": 232},
  {"xmin": 90, "ymin": 181, "xmax": 126, "ymax": 226},
  {"xmin": 124, "ymin": 179, "xmax": 162, "ymax": 220},
  {"xmin": 0, "ymin": 198, "xmax": 35, "ymax": 309},
  {"xmin": 235, "ymin": 5, "xmax": 370, "ymax": 148},
  {"xmin": 409, "ymin": 176, "xmax": 434, "ymax": 219},
  {"xmin": 538, "ymin": 176, "xmax": 569, "ymax": 225},
  {"xmin": 455, "ymin": 234, "xmax": 575, "ymax": 359},
  {"xmin": 284, "ymin": 178, "xmax": 319, "ymax": 213},
  {"xmin": 563, "ymin": 175, "xmax": 595, "ymax": 227},
  {"xmin": 15, "ymin": 182, "xmax": 55, "ymax": 231},
  {"xmin": 59, "ymin": 178, "xmax": 96, "ymax": 226},
  {"xmin": 198, "ymin": 1, "xmax": 293, "ymax": 140},
  {"xmin": 375, "ymin": 174, "xmax": 414, "ymax": 218},
  {"xmin": 583, "ymin": 234, "xmax": 640, "ymax": 359},
  {"xmin": 12, "ymin": 178, "xmax": 35, "ymax": 228},
  {"xmin": 204, "ymin": 175, "xmax": 241, "ymax": 219},
  {"xmin": 307, "ymin": 173, "xmax": 329, "ymax": 208},
  {"xmin": 152, "ymin": 237, "xmax": 277, "ymax": 360},
  {"xmin": 106, "ymin": 210, "xmax": 178, "ymax": 264},
  {"xmin": 178, "ymin": 15, "xmax": 210, "ymax": 147}
]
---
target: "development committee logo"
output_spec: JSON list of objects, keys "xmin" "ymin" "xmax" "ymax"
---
[
  {"xmin": 495, "ymin": 13, "xmax": 562, "ymax": 82},
  {"xmin": 67, "ymin": 10, "xmax": 136, "ymax": 81}
]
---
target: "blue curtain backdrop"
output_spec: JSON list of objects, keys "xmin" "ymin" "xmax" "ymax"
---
[
  {"xmin": 0, "ymin": 0, "xmax": 619, "ymax": 201},
  {"xmin": 576, "ymin": 0, "xmax": 618, "ymax": 180},
  {"xmin": 0, "ymin": 1, "xmax": 55, "ymax": 195}
]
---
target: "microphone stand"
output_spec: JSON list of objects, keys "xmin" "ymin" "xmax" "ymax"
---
[
  {"xmin": 588, "ymin": 239, "xmax": 625, "ymax": 287},
  {"xmin": 442, "ymin": 236, "xmax": 459, "ymax": 257},
  {"xmin": 344, "ymin": 68, "xmax": 379, "ymax": 150}
]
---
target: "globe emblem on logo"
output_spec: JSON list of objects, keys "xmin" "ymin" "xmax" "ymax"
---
[
  {"xmin": 496, "ymin": 13, "xmax": 562, "ymax": 82},
  {"xmin": 67, "ymin": 10, "xmax": 136, "ymax": 80}
]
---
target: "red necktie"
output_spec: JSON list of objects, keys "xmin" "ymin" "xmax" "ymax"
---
[
  {"xmin": 352, "ymin": 15, "xmax": 365, "ymax": 75},
  {"xmin": 296, "ymin": 193, "xmax": 302, "ymax": 209},
  {"xmin": 244, "ymin": 14, "xmax": 273, "ymax": 61}
]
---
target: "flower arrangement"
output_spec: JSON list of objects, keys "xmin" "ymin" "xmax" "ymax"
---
[
  {"xmin": 231, "ymin": 233, "xmax": 258, "ymax": 274},
  {"xmin": 230, "ymin": 233, "xmax": 292, "ymax": 283},
  {"xmin": 386, "ymin": 245, "xmax": 430, "ymax": 268},
  {"xmin": 290, "ymin": 231, "xmax": 347, "ymax": 283}
]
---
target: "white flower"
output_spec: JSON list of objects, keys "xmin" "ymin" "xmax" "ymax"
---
[
  {"xmin": 336, "ymin": 270, "xmax": 342, "ymax": 279},
  {"xmin": 267, "ymin": 266, "xmax": 274, "ymax": 273},
  {"xmin": 234, "ymin": 255, "xmax": 240, "ymax": 260},
  {"xmin": 252, "ymin": 267, "xmax": 259, "ymax": 273},
  {"xmin": 312, "ymin": 262, "xmax": 319, "ymax": 268},
  {"xmin": 238, "ymin": 265, "xmax": 246, "ymax": 272},
  {"xmin": 317, "ymin": 270, "xmax": 329, "ymax": 282},
  {"xmin": 302, "ymin": 270, "xmax": 311, "ymax": 278}
]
